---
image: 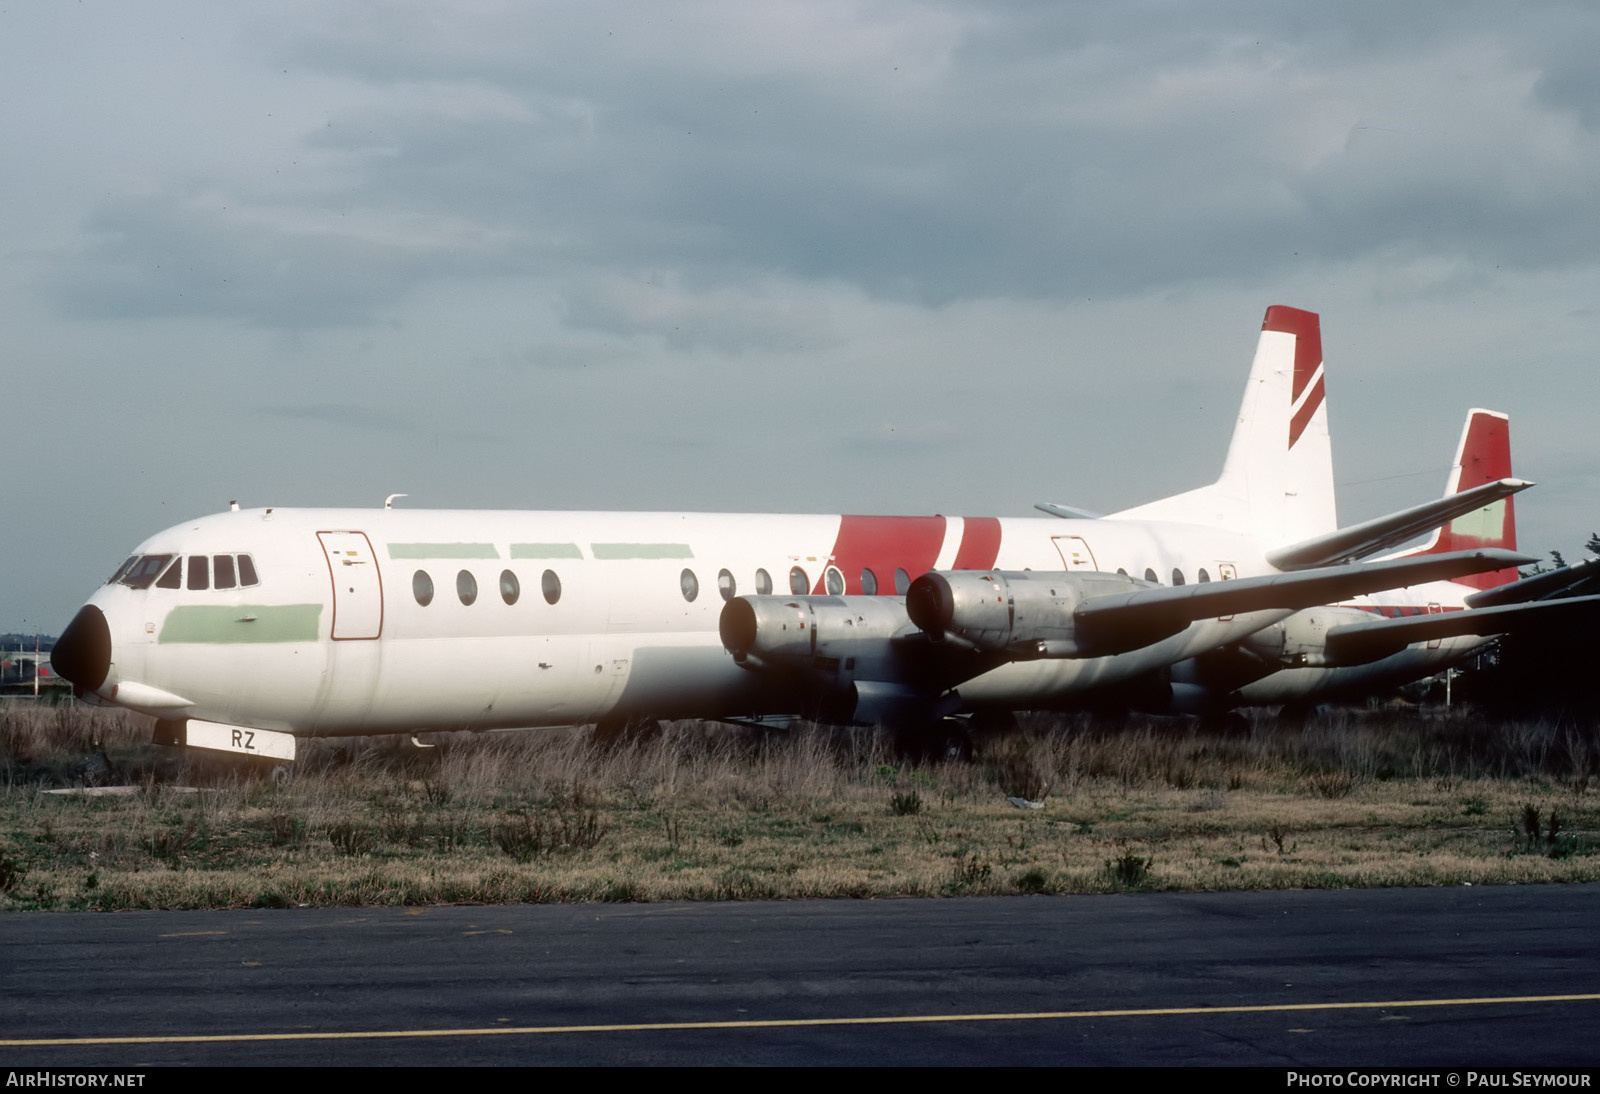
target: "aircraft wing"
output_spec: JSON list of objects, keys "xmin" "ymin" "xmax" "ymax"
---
[
  {"xmin": 1323, "ymin": 594, "xmax": 1600, "ymax": 667},
  {"xmin": 1466, "ymin": 557, "xmax": 1600, "ymax": 608},
  {"xmin": 1071, "ymin": 548, "xmax": 1534, "ymax": 657},
  {"xmin": 1264, "ymin": 478, "xmax": 1532, "ymax": 571}
]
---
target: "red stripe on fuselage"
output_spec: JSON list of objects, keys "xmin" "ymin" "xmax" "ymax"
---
[
  {"xmin": 951, "ymin": 517, "xmax": 1003, "ymax": 571},
  {"xmin": 815, "ymin": 515, "xmax": 1004, "ymax": 594},
  {"xmin": 816, "ymin": 515, "xmax": 948, "ymax": 594}
]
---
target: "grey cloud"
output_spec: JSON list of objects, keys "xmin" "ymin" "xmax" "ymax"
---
[
  {"xmin": 48, "ymin": 3, "xmax": 1600, "ymax": 324},
  {"xmin": 256, "ymin": 402, "xmax": 415, "ymax": 433},
  {"xmin": 558, "ymin": 275, "xmax": 839, "ymax": 353},
  {"xmin": 55, "ymin": 195, "xmax": 496, "ymax": 326}
]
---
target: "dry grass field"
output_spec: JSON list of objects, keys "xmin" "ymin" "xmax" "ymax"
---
[{"xmin": 2, "ymin": 700, "xmax": 1596, "ymax": 910}]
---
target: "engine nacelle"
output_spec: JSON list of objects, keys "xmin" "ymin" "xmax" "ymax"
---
[
  {"xmin": 1239, "ymin": 605, "xmax": 1376, "ymax": 668},
  {"xmin": 905, "ymin": 570, "xmax": 1148, "ymax": 658},
  {"xmin": 719, "ymin": 595, "xmax": 916, "ymax": 668}
]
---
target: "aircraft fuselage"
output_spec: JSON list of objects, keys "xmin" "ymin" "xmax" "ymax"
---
[{"xmin": 60, "ymin": 506, "xmax": 1281, "ymax": 736}]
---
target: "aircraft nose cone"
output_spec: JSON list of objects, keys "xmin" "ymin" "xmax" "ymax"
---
[{"xmin": 53, "ymin": 605, "xmax": 111, "ymax": 693}]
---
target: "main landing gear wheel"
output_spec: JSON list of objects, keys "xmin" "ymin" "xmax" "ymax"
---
[
  {"xmin": 1199, "ymin": 710, "xmax": 1251, "ymax": 738},
  {"xmin": 1276, "ymin": 700, "xmax": 1315, "ymax": 729},
  {"xmin": 894, "ymin": 718, "xmax": 973, "ymax": 764},
  {"xmin": 591, "ymin": 715, "xmax": 664, "ymax": 748}
]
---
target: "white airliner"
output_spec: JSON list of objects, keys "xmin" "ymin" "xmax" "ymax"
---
[{"xmin": 50, "ymin": 307, "xmax": 1530, "ymax": 762}]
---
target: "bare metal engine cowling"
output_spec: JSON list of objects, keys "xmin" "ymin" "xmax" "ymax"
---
[
  {"xmin": 719, "ymin": 594, "xmax": 919, "ymax": 668},
  {"xmin": 905, "ymin": 570, "xmax": 1151, "ymax": 658},
  {"xmin": 717, "ymin": 594, "xmax": 933, "ymax": 726}
]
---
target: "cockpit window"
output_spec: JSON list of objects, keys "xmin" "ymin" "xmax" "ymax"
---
[
  {"xmin": 156, "ymin": 559, "xmax": 181, "ymax": 589},
  {"xmin": 187, "ymin": 555, "xmax": 209, "ymax": 591},
  {"xmin": 118, "ymin": 554, "xmax": 175, "ymax": 590},
  {"xmin": 107, "ymin": 556, "xmax": 138, "ymax": 585},
  {"xmin": 214, "ymin": 555, "xmax": 237, "ymax": 590},
  {"xmin": 238, "ymin": 555, "xmax": 259, "ymax": 587}
]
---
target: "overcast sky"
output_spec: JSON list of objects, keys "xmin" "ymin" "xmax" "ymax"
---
[{"xmin": 5, "ymin": 1, "xmax": 1598, "ymax": 633}]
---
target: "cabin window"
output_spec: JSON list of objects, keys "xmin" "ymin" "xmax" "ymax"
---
[
  {"xmin": 107, "ymin": 557, "xmax": 138, "ymax": 585},
  {"xmin": 824, "ymin": 566, "xmax": 844, "ymax": 596},
  {"xmin": 755, "ymin": 568, "xmax": 773, "ymax": 595},
  {"xmin": 187, "ymin": 555, "xmax": 209, "ymax": 591},
  {"xmin": 214, "ymin": 555, "xmax": 237, "ymax": 590},
  {"xmin": 413, "ymin": 570, "xmax": 434, "ymax": 606},
  {"xmin": 789, "ymin": 566, "xmax": 809, "ymax": 595},
  {"xmin": 717, "ymin": 569, "xmax": 736, "ymax": 601},
  {"xmin": 119, "ymin": 554, "xmax": 175, "ymax": 590},
  {"xmin": 1144, "ymin": 568, "xmax": 1159, "ymax": 584},
  {"xmin": 894, "ymin": 568, "xmax": 910, "ymax": 595},
  {"xmin": 238, "ymin": 555, "xmax": 259, "ymax": 587},
  {"xmin": 1198, "ymin": 568, "xmax": 1211, "ymax": 583},
  {"xmin": 680, "ymin": 568, "xmax": 699, "ymax": 602},
  {"xmin": 457, "ymin": 570, "xmax": 477, "ymax": 606},
  {"xmin": 1171, "ymin": 568, "xmax": 1186, "ymax": 587},
  {"xmin": 542, "ymin": 569, "xmax": 561, "ymax": 605},
  {"xmin": 860, "ymin": 568, "xmax": 878, "ymax": 596},
  {"xmin": 500, "ymin": 570, "xmax": 520, "ymax": 605}
]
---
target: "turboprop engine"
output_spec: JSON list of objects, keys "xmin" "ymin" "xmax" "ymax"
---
[
  {"xmin": 1236, "ymin": 604, "xmax": 1378, "ymax": 669},
  {"xmin": 718, "ymin": 594, "xmax": 937, "ymax": 726},
  {"xmin": 905, "ymin": 570, "xmax": 1153, "ymax": 658},
  {"xmin": 719, "ymin": 594, "xmax": 921, "ymax": 670}
]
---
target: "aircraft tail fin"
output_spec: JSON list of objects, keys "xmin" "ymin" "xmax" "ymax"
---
[
  {"xmin": 1402, "ymin": 410, "xmax": 1519, "ymax": 590},
  {"xmin": 1107, "ymin": 305, "xmax": 1336, "ymax": 544}
]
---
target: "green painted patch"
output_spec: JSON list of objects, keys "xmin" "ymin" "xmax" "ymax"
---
[
  {"xmin": 590, "ymin": 543, "xmax": 694, "ymax": 560},
  {"xmin": 510, "ymin": 543, "xmax": 584, "ymax": 559},
  {"xmin": 1450, "ymin": 501, "xmax": 1506, "ymax": 542},
  {"xmin": 159, "ymin": 604, "xmax": 323, "ymax": 644},
  {"xmin": 387, "ymin": 542, "xmax": 501, "ymax": 559}
]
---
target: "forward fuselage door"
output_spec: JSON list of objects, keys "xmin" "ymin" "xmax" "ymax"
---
[
  {"xmin": 1216, "ymin": 562, "xmax": 1238, "ymax": 620},
  {"xmin": 318, "ymin": 531, "xmax": 384, "ymax": 640},
  {"xmin": 1051, "ymin": 537, "xmax": 1099, "ymax": 571}
]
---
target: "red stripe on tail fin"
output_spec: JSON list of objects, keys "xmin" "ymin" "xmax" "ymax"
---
[
  {"xmin": 1264, "ymin": 306, "xmax": 1323, "ymax": 405},
  {"xmin": 1264, "ymin": 306, "xmax": 1325, "ymax": 450},
  {"xmin": 1416, "ymin": 411, "xmax": 1517, "ymax": 590}
]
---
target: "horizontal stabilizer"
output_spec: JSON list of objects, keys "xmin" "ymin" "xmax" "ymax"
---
[
  {"xmin": 1325, "ymin": 595, "xmax": 1600, "ymax": 666},
  {"xmin": 1074, "ymin": 548, "xmax": 1534, "ymax": 657},
  {"xmin": 1466, "ymin": 557, "xmax": 1600, "ymax": 608},
  {"xmin": 1266, "ymin": 478, "xmax": 1532, "ymax": 571},
  {"xmin": 1034, "ymin": 503, "xmax": 1102, "ymax": 520}
]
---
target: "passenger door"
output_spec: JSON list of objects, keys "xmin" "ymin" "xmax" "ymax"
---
[{"xmin": 318, "ymin": 531, "xmax": 383, "ymax": 640}]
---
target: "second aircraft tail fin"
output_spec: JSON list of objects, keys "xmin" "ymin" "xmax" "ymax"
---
[{"xmin": 1402, "ymin": 410, "xmax": 1519, "ymax": 590}]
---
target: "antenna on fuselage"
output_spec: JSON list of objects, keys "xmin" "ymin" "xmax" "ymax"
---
[
  {"xmin": 229, "ymin": 500, "xmax": 240, "ymax": 512},
  {"xmin": 385, "ymin": 494, "xmax": 408, "ymax": 509}
]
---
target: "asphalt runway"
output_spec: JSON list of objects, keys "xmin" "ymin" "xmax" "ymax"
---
[{"xmin": 3, "ymin": 885, "xmax": 1598, "ymax": 1067}]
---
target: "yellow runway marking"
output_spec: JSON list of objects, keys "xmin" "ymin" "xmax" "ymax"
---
[{"xmin": 5, "ymin": 992, "xmax": 1598, "ymax": 1048}]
